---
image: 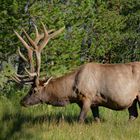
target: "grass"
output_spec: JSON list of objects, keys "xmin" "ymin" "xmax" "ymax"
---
[{"xmin": 0, "ymin": 95, "xmax": 140, "ymax": 140}]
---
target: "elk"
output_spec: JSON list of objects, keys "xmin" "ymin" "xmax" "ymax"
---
[{"xmin": 12, "ymin": 23, "xmax": 140, "ymax": 123}]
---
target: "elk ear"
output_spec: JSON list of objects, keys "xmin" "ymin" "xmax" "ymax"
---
[{"xmin": 43, "ymin": 77, "xmax": 53, "ymax": 87}]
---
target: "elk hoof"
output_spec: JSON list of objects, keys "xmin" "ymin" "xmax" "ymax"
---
[
  {"xmin": 94, "ymin": 117, "xmax": 101, "ymax": 123},
  {"xmin": 129, "ymin": 116, "xmax": 137, "ymax": 121}
]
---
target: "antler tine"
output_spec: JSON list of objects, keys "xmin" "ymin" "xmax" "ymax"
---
[
  {"xmin": 14, "ymin": 31, "xmax": 31, "ymax": 51},
  {"xmin": 34, "ymin": 51, "xmax": 41, "ymax": 87},
  {"xmin": 11, "ymin": 75, "xmax": 21, "ymax": 83},
  {"xmin": 34, "ymin": 24, "xmax": 44, "ymax": 45},
  {"xmin": 49, "ymin": 26, "xmax": 65, "ymax": 39},
  {"xmin": 27, "ymin": 49, "xmax": 34, "ymax": 73},
  {"xmin": 41, "ymin": 22, "xmax": 49, "ymax": 36},
  {"xmin": 15, "ymin": 31, "xmax": 35, "ymax": 83},
  {"xmin": 38, "ymin": 23, "xmax": 65, "ymax": 52},
  {"xmin": 15, "ymin": 30, "xmax": 35, "ymax": 72},
  {"xmin": 15, "ymin": 73, "xmax": 30, "ymax": 79},
  {"xmin": 38, "ymin": 22, "xmax": 49, "ymax": 52},
  {"xmin": 23, "ymin": 30, "xmax": 36, "ymax": 72},
  {"xmin": 34, "ymin": 24, "xmax": 39, "ymax": 36},
  {"xmin": 43, "ymin": 77, "xmax": 53, "ymax": 87},
  {"xmin": 24, "ymin": 68, "xmax": 37, "ymax": 77},
  {"xmin": 17, "ymin": 47, "xmax": 28, "ymax": 62},
  {"xmin": 11, "ymin": 74, "xmax": 34, "ymax": 85},
  {"xmin": 22, "ymin": 28, "xmax": 38, "ymax": 50},
  {"xmin": 48, "ymin": 29, "xmax": 55, "ymax": 34}
]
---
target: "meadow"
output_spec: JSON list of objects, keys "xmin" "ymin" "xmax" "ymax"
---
[{"xmin": 0, "ymin": 93, "xmax": 140, "ymax": 140}]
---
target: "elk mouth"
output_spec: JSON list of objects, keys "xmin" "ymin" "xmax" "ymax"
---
[
  {"xmin": 20, "ymin": 97, "xmax": 42, "ymax": 107},
  {"xmin": 20, "ymin": 100, "xmax": 29, "ymax": 107}
]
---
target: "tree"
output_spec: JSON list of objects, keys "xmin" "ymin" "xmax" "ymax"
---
[{"xmin": 0, "ymin": 0, "xmax": 140, "ymax": 81}]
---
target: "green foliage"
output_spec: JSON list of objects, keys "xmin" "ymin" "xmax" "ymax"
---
[
  {"xmin": 1, "ymin": 0, "xmax": 140, "ymax": 78},
  {"xmin": 0, "ymin": 0, "xmax": 24, "ymax": 58},
  {"xmin": 0, "ymin": 62, "xmax": 15, "ymax": 88},
  {"xmin": 28, "ymin": 0, "xmax": 140, "ymax": 70}
]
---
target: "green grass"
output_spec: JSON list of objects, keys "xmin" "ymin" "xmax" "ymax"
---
[{"xmin": 0, "ymin": 95, "xmax": 140, "ymax": 140}]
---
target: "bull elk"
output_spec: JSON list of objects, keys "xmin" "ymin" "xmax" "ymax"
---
[{"xmin": 12, "ymin": 23, "xmax": 140, "ymax": 123}]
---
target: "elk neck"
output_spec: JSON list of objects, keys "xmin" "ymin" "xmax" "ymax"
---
[{"xmin": 42, "ymin": 70, "xmax": 79, "ymax": 106}]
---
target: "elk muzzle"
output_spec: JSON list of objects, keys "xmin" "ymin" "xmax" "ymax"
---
[{"xmin": 20, "ymin": 94, "xmax": 41, "ymax": 107}]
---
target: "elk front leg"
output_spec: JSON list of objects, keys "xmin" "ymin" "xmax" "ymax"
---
[
  {"xmin": 91, "ymin": 106, "xmax": 100, "ymax": 122},
  {"xmin": 78, "ymin": 98, "xmax": 91, "ymax": 123}
]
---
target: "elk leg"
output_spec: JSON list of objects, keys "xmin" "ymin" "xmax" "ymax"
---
[
  {"xmin": 91, "ymin": 106, "xmax": 100, "ymax": 122},
  {"xmin": 128, "ymin": 99, "xmax": 138, "ymax": 121},
  {"xmin": 78, "ymin": 99, "xmax": 91, "ymax": 123}
]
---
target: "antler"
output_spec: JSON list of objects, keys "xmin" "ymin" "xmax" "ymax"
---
[
  {"xmin": 33, "ymin": 23, "xmax": 65, "ymax": 87},
  {"xmin": 13, "ymin": 23, "xmax": 65, "ymax": 86},
  {"xmin": 14, "ymin": 31, "xmax": 35, "ymax": 73}
]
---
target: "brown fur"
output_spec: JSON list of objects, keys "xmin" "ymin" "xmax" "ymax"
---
[{"xmin": 21, "ymin": 62, "xmax": 140, "ymax": 122}]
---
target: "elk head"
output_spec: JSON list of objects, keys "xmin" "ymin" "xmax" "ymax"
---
[{"xmin": 12, "ymin": 23, "xmax": 64, "ymax": 107}]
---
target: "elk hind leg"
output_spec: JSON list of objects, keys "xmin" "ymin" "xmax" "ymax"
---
[
  {"xmin": 128, "ymin": 99, "xmax": 138, "ymax": 121},
  {"xmin": 91, "ymin": 106, "xmax": 100, "ymax": 122}
]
